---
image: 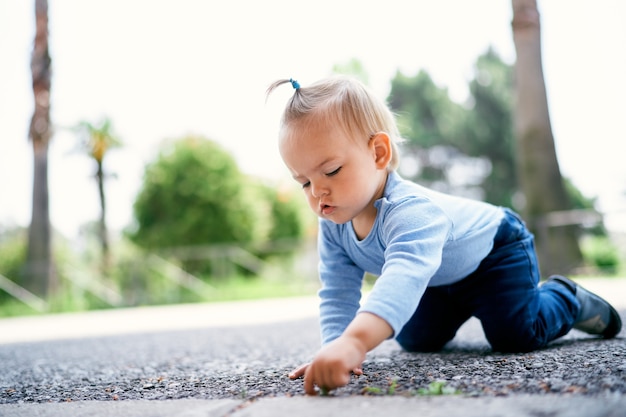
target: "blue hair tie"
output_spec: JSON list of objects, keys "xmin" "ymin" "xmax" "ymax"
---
[{"xmin": 290, "ymin": 78, "xmax": 300, "ymax": 90}]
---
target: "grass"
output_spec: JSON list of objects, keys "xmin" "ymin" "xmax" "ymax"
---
[
  {"xmin": 204, "ymin": 274, "xmax": 318, "ymax": 303},
  {"xmin": 0, "ymin": 269, "xmax": 320, "ymax": 319},
  {"xmin": 415, "ymin": 380, "xmax": 461, "ymax": 396}
]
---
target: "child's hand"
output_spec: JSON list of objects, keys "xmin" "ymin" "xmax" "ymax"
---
[
  {"xmin": 303, "ymin": 336, "xmax": 367, "ymax": 395},
  {"xmin": 292, "ymin": 313, "xmax": 391, "ymax": 395},
  {"xmin": 289, "ymin": 362, "xmax": 363, "ymax": 381}
]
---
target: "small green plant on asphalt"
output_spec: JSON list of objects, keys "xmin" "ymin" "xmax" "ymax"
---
[
  {"xmin": 363, "ymin": 378, "xmax": 398, "ymax": 395},
  {"xmin": 362, "ymin": 386, "xmax": 382, "ymax": 395},
  {"xmin": 388, "ymin": 378, "xmax": 398, "ymax": 395},
  {"xmin": 415, "ymin": 380, "xmax": 460, "ymax": 396}
]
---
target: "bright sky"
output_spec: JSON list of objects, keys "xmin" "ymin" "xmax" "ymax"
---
[{"xmin": 1, "ymin": 0, "xmax": 625, "ymax": 239}]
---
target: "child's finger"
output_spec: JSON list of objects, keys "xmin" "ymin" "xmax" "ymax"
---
[
  {"xmin": 303, "ymin": 365, "xmax": 317, "ymax": 395},
  {"xmin": 288, "ymin": 363, "xmax": 309, "ymax": 379}
]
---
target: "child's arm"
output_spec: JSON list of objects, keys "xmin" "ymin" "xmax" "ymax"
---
[{"xmin": 302, "ymin": 312, "xmax": 392, "ymax": 395}]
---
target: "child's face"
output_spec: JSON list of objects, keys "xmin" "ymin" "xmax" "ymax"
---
[{"xmin": 279, "ymin": 119, "xmax": 390, "ymax": 229}]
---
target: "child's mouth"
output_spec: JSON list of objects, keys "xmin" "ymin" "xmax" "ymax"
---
[{"xmin": 321, "ymin": 204, "xmax": 335, "ymax": 215}]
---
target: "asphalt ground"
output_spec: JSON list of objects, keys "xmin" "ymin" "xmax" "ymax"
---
[{"xmin": 0, "ymin": 277, "xmax": 625, "ymax": 417}]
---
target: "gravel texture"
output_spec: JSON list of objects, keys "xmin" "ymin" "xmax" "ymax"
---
[{"xmin": 1, "ymin": 313, "xmax": 625, "ymax": 404}]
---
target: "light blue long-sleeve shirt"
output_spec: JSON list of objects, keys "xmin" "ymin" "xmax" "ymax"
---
[{"xmin": 317, "ymin": 171, "xmax": 505, "ymax": 345}]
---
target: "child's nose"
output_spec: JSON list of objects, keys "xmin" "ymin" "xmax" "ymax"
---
[{"xmin": 311, "ymin": 182, "xmax": 329, "ymax": 198}]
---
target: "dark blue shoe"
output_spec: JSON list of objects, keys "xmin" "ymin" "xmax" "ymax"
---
[{"xmin": 548, "ymin": 275, "xmax": 622, "ymax": 339}]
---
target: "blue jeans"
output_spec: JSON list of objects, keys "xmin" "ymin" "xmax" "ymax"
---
[{"xmin": 396, "ymin": 209, "xmax": 579, "ymax": 353}]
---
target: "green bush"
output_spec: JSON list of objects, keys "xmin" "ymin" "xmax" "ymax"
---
[
  {"xmin": 0, "ymin": 226, "xmax": 108, "ymax": 315},
  {"xmin": 256, "ymin": 182, "xmax": 311, "ymax": 253},
  {"xmin": 127, "ymin": 136, "xmax": 309, "ymax": 276},
  {"xmin": 129, "ymin": 136, "xmax": 266, "ymax": 248},
  {"xmin": 580, "ymin": 235, "xmax": 620, "ymax": 274},
  {"xmin": 0, "ymin": 227, "xmax": 27, "ymax": 303}
]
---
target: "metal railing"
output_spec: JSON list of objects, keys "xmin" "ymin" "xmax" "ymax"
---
[{"xmin": 0, "ymin": 273, "xmax": 48, "ymax": 313}]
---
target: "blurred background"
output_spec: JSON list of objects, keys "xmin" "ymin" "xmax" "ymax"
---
[{"xmin": 1, "ymin": 0, "xmax": 625, "ymax": 317}]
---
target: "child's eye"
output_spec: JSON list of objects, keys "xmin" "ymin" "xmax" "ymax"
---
[
  {"xmin": 302, "ymin": 181, "xmax": 311, "ymax": 189},
  {"xmin": 326, "ymin": 167, "xmax": 341, "ymax": 177}
]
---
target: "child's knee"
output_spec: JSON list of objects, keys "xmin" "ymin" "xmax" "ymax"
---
[
  {"xmin": 486, "ymin": 331, "xmax": 546, "ymax": 353},
  {"xmin": 396, "ymin": 335, "xmax": 451, "ymax": 353}
]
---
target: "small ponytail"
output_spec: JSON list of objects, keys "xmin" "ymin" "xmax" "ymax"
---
[{"xmin": 265, "ymin": 78, "xmax": 301, "ymax": 101}]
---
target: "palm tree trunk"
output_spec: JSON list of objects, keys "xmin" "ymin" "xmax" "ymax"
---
[
  {"xmin": 24, "ymin": 0, "xmax": 55, "ymax": 297},
  {"xmin": 96, "ymin": 161, "xmax": 111, "ymax": 272},
  {"xmin": 511, "ymin": 0, "xmax": 582, "ymax": 275}
]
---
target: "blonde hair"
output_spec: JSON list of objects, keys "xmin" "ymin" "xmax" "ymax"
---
[{"xmin": 266, "ymin": 75, "xmax": 401, "ymax": 171}]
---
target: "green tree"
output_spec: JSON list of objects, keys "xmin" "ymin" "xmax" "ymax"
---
[
  {"xmin": 388, "ymin": 68, "xmax": 496, "ymax": 202},
  {"xmin": 72, "ymin": 117, "xmax": 122, "ymax": 272},
  {"xmin": 511, "ymin": 0, "xmax": 582, "ymax": 274},
  {"xmin": 24, "ymin": 0, "xmax": 55, "ymax": 297},
  {"xmin": 462, "ymin": 48, "xmax": 518, "ymax": 207},
  {"xmin": 387, "ymin": 48, "xmax": 594, "ymax": 226},
  {"xmin": 388, "ymin": 70, "xmax": 462, "ymax": 194},
  {"xmin": 389, "ymin": 70, "xmax": 465, "ymax": 150}
]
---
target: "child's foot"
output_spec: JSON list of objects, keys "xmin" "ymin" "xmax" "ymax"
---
[{"xmin": 547, "ymin": 275, "xmax": 622, "ymax": 338}]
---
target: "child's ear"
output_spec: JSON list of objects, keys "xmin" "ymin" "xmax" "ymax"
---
[{"xmin": 371, "ymin": 133, "xmax": 392, "ymax": 169}]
